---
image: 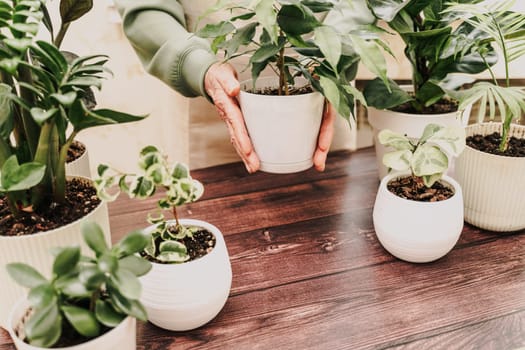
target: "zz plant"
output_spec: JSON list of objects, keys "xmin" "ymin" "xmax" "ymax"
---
[
  {"xmin": 6, "ymin": 221, "xmax": 152, "ymax": 348},
  {"xmin": 95, "ymin": 146, "xmax": 204, "ymax": 263},
  {"xmin": 0, "ymin": 1, "xmax": 145, "ymax": 221},
  {"xmin": 379, "ymin": 123, "xmax": 466, "ymax": 187},
  {"xmin": 196, "ymin": 0, "xmax": 390, "ymax": 120}
]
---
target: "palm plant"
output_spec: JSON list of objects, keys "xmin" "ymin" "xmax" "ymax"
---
[
  {"xmin": 0, "ymin": 0, "xmax": 145, "ymax": 222},
  {"xmin": 445, "ymin": 0, "xmax": 525, "ymax": 151}
]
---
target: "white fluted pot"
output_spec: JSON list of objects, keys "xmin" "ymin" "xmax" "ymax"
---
[
  {"xmin": 8, "ymin": 299, "xmax": 135, "ymax": 350},
  {"xmin": 455, "ymin": 123, "xmax": 525, "ymax": 232},
  {"xmin": 140, "ymin": 219, "xmax": 232, "ymax": 331},
  {"xmin": 367, "ymin": 98, "xmax": 471, "ymax": 180},
  {"xmin": 65, "ymin": 142, "xmax": 91, "ymax": 178},
  {"xmin": 239, "ymin": 77, "xmax": 324, "ymax": 174},
  {"xmin": 0, "ymin": 177, "xmax": 111, "ymax": 328},
  {"xmin": 373, "ymin": 173, "xmax": 464, "ymax": 263}
]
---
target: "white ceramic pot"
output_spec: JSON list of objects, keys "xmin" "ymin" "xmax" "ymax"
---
[
  {"xmin": 455, "ymin": 123, "xmax": 525, "ymax": 232},
  {"xmin": 373, "ymin": 173, "xmax": 464, "ymax": 263},
  {"xmin": 7, "ymin": 299, "xmax": 135, "ymax": 350},
  {"xmin": 0, "ymin": 177, "xmax": 111, "ymax": 328},
  {"xmin": 367, "ymin": 100, "xmax": 471, "ymax": 179},
  {"xmin": 65, "ymin": 142, "xmax": 91, "ymax": 178},
  {"xmin": 140, "ymin": 219, "xmax": 232, "ymax": 331},
  {"xmin": 239, "ymin": 77, "xmax": 324, "ymax": 173}
]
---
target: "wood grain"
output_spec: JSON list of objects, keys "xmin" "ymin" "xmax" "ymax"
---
[{"xmin": 2, "ymin": 147, "xmax": 525, "ymax": 350}]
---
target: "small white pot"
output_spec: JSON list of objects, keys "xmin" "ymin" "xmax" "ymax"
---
[
  {"xmin": 455, "ymin": 123, "xmax": 525, "ymax": 232},
  {"xmin": 239, "ymin": 77, "xmax": 324, "ymax": 173},
  {"xmin": 7, "ymin": 299, "xmax": 135, "ymax": 350},
  {"xmin": 140, "ymin": 219, "xmax": 232, "ymax": 331},
  {"xmin": 65, "ymin": 142, "xmax": 91, "ymax": 178},
  {"xmin": 373, "ymin": 173, "xmax": 464, "ymax": 263},
  {"xmin": 367, "ymin": 96, "xmax": 471, "ymax": 179},
  {"xmin": 0, "ymin": 177, "xmax": 111, "ymax": 329}
]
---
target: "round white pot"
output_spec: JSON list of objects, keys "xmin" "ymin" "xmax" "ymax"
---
[
  {"xmin": 140, "ymin": 219, "xmax": 232, "ymax": 331},
  {"xmin": 455, "ymin": 123, "xmax": 525, "ymax": 232},
  {"xmin": 7, "ymin": 299, "xmax": 135, "ymax": 350},
  {"xmin": 373, "ymin": 173, "xmax": 464, "ymax": 263},
  {"xmin": 0, "ymin": 177, "xmax": 111, "ymax": 329},
  {"xmin": 239, "ymin": 77, "xmax": 324, "ymax": 174},
  {"xmin": 367, "ymin": 100, "xmax": 471, "ymax": 180},
  {"xmin": 65, "ymin": 142, "xmax": 91, "ymax": 178}
]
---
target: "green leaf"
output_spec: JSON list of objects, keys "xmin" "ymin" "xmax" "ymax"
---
[
  {"xmin": 4, "ymin": 38, "xmax": 32, "ymax": 52},
  {"xmin": 52, "ymin": 246, "xmax": 80, "ymax": 276},
  {"xmin": 382, "ymin": 149, "xmax": 413, "ymax": 171},
  {"xmin": 363, "ymin": 78, "xmax": 413, "ymax": 110},
  {"xmin": 416, "ymin": 81, "xmax": 445, "ymax": 107},
  {"xmin": 129, "ymin": 176, "xmax": 155, "ymax": 199},
  {"xmin": 367, "ymin": 0, "xmax": 409, "ymax": 22},
  {"xmin": 95, "ymin": 299, "xmax": 125, "ymax": 328},
  {"xmin": 30, "ymin": 107, "xmax": 58, "ymax": 125},
  {"xmin": 98, "ymin": 252, "xmax": 118, "ymax": 274},
  {"xmin": 55, "ymin": 276, "xmax": 90, "ymax": 297},
  {"xmin": 81, "ymin": 221, "xmax": 109, "ymax": 256},
  {"xmin": 119, "ymin": 255, "xmax": 152, "ymax": 277},
  {"xmin": 50, "ymin": 91, "xmax": 77, "ymax": 106},
  {"xmin": 110, "ymin": 268, "xmax": 142, "ymax": 300},
  {"xmin": 35, "ymin": 40, "xmax": 68, "ymax": 72},
  {"xmin": 25, "ymin": 303, "xmax": 62, "ymax": 348},
  {"xmin": 116, "ymin": 230, "xmax": 149, "ymax": 257},
  {"xmin": 60, "ymin": 0, "xmax": 93, "ymax": 24},
  {"xmin": 27, "ymin": 283, "xmax": 56, "ymax": 309},
  {"xmin": 255, "ymin": 0, "xmax": 277, "ymax": 43},
  {"xmin": 277, "ymin": 4, "xmax": 320, "ymax": 35},
  {"xmin": 61, "ymin": 305, "xmax": 100, "ymax": 337},
  {"xmin": 411, "ymin": 144, "xmax": 448, "ymax": 177},
  {"xmin": 68, "ymin": 100, "xmax": 147, "ymax": 132},
  {"xmin": 0, "ymin": 155, "xmax": 45, "ymax": 192},
  {"xmin": 349, "ymin": 35, "xmax": 388, "ymax": 88},
  {"xmin": 108, "ymin": 283, "xmax": 148, "ymax": 321},
  {"xmin": 78, "ymin": 265, "xmax": 106, "ymax": 289},
  {"xmin": 6, "ymin": 263, "xmax": 47, "ymax": 288},
  {"xmin": 319, "ymin": 76, "xmax": 340, "ymax": 113},
  {"xmin": 222, "ymin": 22, "xmax": 257, "ymax": 57},
  {"xmin": 427, "ymin": 125, "xmax": 466, "ymax": 157},
  {"xmin": 378, "ymin": 129, "xmax": 413, "ymax": 150},
  {"xmin": 314, "ymin": 25, "xmax": 341, "ymax": 70},
  {"xmin": 195, "ymin": 21, "xmax": 235, "ymax": 38},
  {"xmin": 250, "ymin": 42, "xmax": 281, "ymax": 63}
]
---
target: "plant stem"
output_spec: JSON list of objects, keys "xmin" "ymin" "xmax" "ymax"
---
[
  {"xmin": 172, "ymin": 206, "xmax": 180, "ymax": 227},
  {"xmin": 32, "ymin": 121, "xmax": 54, "ymax": 210},
  {"xmin": 54, "ymin": 23, "xmax": 70, "ymax": 49},
  {"xmin": 17, "ymin": 63, "xmax": 39, "ymax": 158},
  {"xmin": 277, "ymin": 30, "xmax": 287, "ymax": 96},
  {"xmin": 54, "ymin": 131, "xmax": 76, "ymax": 203}
]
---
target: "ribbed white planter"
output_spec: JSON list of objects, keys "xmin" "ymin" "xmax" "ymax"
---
[
  {"xmin": 0, "ymin": 177, "xmax": 111, "ymax": 328},
  {"xmin": 239, "ymin": 77, "xmax": 324, "ymax": 174},
  {"xmin": 65, "ymin": 143, "xmax": 91, "ymax": 178},
  {"xmin": 367, "ymin": 103, "xmax": 470, "ymax": 180},
  {"xmin": 373, "ymin": 173, "xmax": 464, "ymax": 263},
  {"xmin": 455, "ymin": 123, "xmax": 525, "ymax": 232},
  {"xmin": 7, "ymin": 299, "xmax": 135, "ymax": 350},
  {"xmin": 140, "ymin": 219, "xmax": 232, "ymax": 331}
]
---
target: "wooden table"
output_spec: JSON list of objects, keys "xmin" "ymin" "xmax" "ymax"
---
[{"xmin": 2, "ymin": 147, "xmax": 525, "ymax": 349}]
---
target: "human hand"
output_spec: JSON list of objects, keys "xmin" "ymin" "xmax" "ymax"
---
[
  {"xmin": 313, "ymin": 102, "xmax": 336, "ymax": 172},
  {"xmin": 204, "ymin": 62, "xmax": 260, "ymax": 173}
]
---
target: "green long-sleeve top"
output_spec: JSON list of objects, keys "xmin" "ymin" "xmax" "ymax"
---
[{"xmin": 114, "ymin": 0, "xmax": 218, "ymax": 98}]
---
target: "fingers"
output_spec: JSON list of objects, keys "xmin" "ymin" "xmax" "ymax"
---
[
  {"xmin": 313, "ymin": 102, "xmax": 336, "ymax": 172},
  {"xmin": 205, "ymin": 63, "xmax": 260, "ymax": 173}
]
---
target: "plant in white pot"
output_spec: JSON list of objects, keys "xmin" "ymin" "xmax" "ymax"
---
[
  {"xmin": 5, "ymin": 221, "xmax": 152, "ymax": 349},
  {"xmin": 446, "ymin": 1, "xmax": 525, "ymax": 232},
  {"xmin": 373, "ymin": 123, "xmax": 466, "ymax": 263},
  {"xmin": 0, "ymin": 0, "xmax": 146, "ymax": 328},
  {"xmin": 196, "ymin": 0, "xmax": 387, "ymax": 173},
  {"xmin": 362, "ymin": 0, "xmax": 507, "ymax": 179},
  {"xmin": 95, "ymin": 145, "xmax": 232, "ymax": 331}
]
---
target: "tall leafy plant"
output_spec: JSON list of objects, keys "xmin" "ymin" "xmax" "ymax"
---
[
  {"xmin": 196, "ymin": 0, "xmax": 390, "ymax": 120},
  {"xmin": 445, "ymin": 0, "xmax": 525, "ymax": 152},
  {"xmin": 363, "ymin": 0, "xmax": 498, "ymax": 113},
  {"xmin": 0, "ymin": 0, "xmax": 145, "ymax": 220}
]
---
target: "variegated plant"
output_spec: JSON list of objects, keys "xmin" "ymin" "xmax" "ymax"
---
[
  {"xmin": 95, "ymin": 146, "xmax": 204, "ymax": 263},
  {"xmin": 378, "ymin": 124, "xmax": 466, "ymax": 187}
]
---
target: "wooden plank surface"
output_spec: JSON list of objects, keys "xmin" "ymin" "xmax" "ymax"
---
[{"xmin": 2, "ymin": 147, "xmax": 525, "ymax": 350}]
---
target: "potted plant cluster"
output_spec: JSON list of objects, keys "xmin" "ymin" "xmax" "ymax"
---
[
  {"xmin": 5, "ymin": 221, "xmax": 152, "ymax": 349},
  {"xmin": 95, "ymin": 145, "xmax": 232, "ymax": 331},
  {"xmin": 373, "ymin": 123, "xmax": 466, "ymax": 263},
  {"xmin": 196, "ymin": 0, "xmax": 387, "ymax": 173},
  {"xmin": 447, "ymin": 1, "xmax": 525, "ymax": 232},
  {"xmin": 0, "ymin": 0, "xmax": 145, "ymax": 327},
  {"xmin": 362, "ymin": 0, "xmax": 502, "ymax": 178}
]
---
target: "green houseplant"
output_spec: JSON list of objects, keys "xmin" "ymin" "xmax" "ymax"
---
[
  {"xmin": 196, "ymin": 0, "xmax": 388, "ymax": 173},
  {"xmin": 447, "ymin": 0, "xmax": 525, "ymax": 231},
  {"xmin": 0, "ymin": 0, "xmax": 145, "ymax": 328},
  {"xmin": 5, "ymin": 221, "xmax": 151, "ymax": 349},
  {"xmin": 95, "ymin": 145, "xmax": 232, "ymax": 331},
  {"xmin": 361, "ymin": 0, "xmax": 505, "ymax": 178},
  {"xmin": 373, "ymin": 123, "xmax": 466, "ymax": 263}
]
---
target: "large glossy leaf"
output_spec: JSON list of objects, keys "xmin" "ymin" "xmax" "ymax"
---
[
  {"xmin": 25, "ymin": 303, "xmax": 62, "ymax": 348},
  {"xmin": 0, "ymin": 83, "xmax": 13, "ymax": 140},
  {"xmin": 60, "ymin": 0, "xmax": 93, "ymax": 24},
  {"xmin": 415, "ymin": 81, "xmax": 445, "ymax": 107},
  {"xmin": 255, "ymin": 0, "xmax": 277, "ymax": 43},
  {"xmin": 27, "ymin": 283, "xmax": 56, "ymax": 309},
  {"xmin": 367, "ymin": 0, "xmax": 410, "ymax": 22},
  {"xmin": 221, "ymin": 22, "xmax": 257, "ymax": 58},
  {"xmin": 68, "ymin": 100, "xmax": 147, "ymax": 132},
  {"xmin": 119, "ymin": 255, "xmax": 152, "ymax": 277},
  {"xmin": 110, "ymin": 268, "xmax": 142, "ymax": 300},
  {"xmin": 378, "ymin": 129, "xmax": 413, "ymax": 150},
  {"xmin": 314, "ymin": 25, "xmax": 341, "ymax": 70},
  {"xmin": 6, "ymin": 262, "xmax": 47, "ymax": 288},
  {"xmin": 426, "ymin": 124, "xmax": 466, "ymax": 156},
  {"xmin": 108, "ymin": 283, "xmax": 148, "ymax": 321},
  {"xmin": 195, "ymin": 21, "xmax": 235, "ymax": 38},
  {"xmin": 363, "ymin": 78, "xmax": 413, "ymax": 110},
  {"xmin": 349, "ymin": 35, "xmax": 388, "ymax": 87},
  {"xmin": 116, "ymin": 229, "xmax": 149, "ymax": 257},
  {"xmin": 52, "ymin": 246, "xmax": 81, "ymax": 276},
  {"xmin": 62, "ymin": 305, "xmax": 100, "ymax": 337},
  {"xmin": 95, "ymin": 299, "xmax": 125, "ymax": 328},
  {"xmin": 277, "ymin": 4, "xmax": 320, "ymax": 35},
  {"xmin": 81, "ymin": 220, "xmax": 109, "ymax": 256},
  {"xmin": 382, "ymin": 149, "xmax": 413, "ymax": 171},
  {"xmin": 0, "ymin": 155, "xmax": 45, "ymax": 192},
  {"xmin": 412, "ymin": 144, "xmax": 448, "ymax": 177}
]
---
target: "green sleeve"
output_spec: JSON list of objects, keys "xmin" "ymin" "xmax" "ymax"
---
[{"xmin": 114, "ymin": 0, "xmax": 217, "ymax": 98}]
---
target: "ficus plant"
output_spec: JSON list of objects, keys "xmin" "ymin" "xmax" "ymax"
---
[
  {"xmin": 95, "ymin": 146, "xmax": 205, "ymax": 263},
  {"xmin": 363, "ymin": 0, "xmax": 499, "ymax": 113},
  {"xmin": 196, "ymin": 0, "xmax": 391, "ymax": 120},
  {"xmin": 6, "ymin": 221, "xmax": 152, "ymax": 348},
  {"xmin": 0, "ymin": 0, "xmax": 145, "ymax": 221},
  {"xmin": 445, "ymin": 0, "xmax": 525, "ymax": 152},
  {"xmin": 378, "ymin": 123, "xmax": 466, "ymax": 187}
]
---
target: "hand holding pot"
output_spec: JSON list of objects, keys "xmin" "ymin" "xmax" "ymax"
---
[{"xmin": 204, "ymin": 62, "xmax": 335, "ymax": 173}]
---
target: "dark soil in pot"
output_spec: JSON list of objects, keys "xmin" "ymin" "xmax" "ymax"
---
[
  {"xmin": 67, "ymin": 140, "xmax": 86, "ymax": 163},
  {"xmin": 246, "ymin": 85, "xmax": 313, "ymax": 96},
  {"xmin": 392, "ymin": 97, "xmax": 458, "ymax": 114},
  {"xmin": 388, "ymin": 175, "xmax": 454, "ymax": 202},
  {"xmin": 0, "ymin": 178, "xmax": 100, "ymax": 236},
  {"xmin": 467, "ymin": 132, "xmax": 525, "ymax": 157}
]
